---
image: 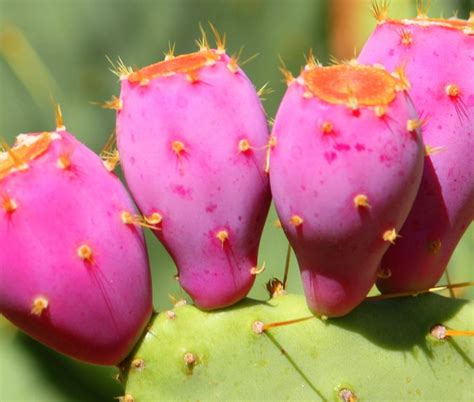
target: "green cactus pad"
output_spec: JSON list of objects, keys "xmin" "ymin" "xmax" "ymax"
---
[{"xmin": 122, "ymin": 293, "xmax": 473, "ymax": 401}]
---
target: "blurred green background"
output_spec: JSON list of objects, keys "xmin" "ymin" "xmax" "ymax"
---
[{"xmin": 0, "ymin": 0, "xmax": 472, "ymax": 400}]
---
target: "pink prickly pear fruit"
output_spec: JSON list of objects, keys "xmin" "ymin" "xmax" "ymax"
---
[
  {"xmin": 358, "ymin": 9, "xmax": 474, "ymax": 293},
  {"xmin": 269, "ymin": 60, "xmax": 424, "ymax": 317},
  {"xmin": 115, "ymin": 33, "xmax": 271, "ymax": 310},
  {"xmin": 0, "ymin": 129, "xmax": 152, "ymax": 365}
]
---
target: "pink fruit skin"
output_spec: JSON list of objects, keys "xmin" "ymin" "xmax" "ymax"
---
[
  {"xmin": 0, "ymin": 131, "xmax": 152, "ymax": 365},
  {"xmin": 270, "ymin": 72, "xmax": 424, "ymax": 317},
  {"xmin": 116, "ymin": 51, "xmax": 271, "ymax": 310},
  {"xmin": 359, "ymin": 21, "xmax": 474, "ymax": 292}
]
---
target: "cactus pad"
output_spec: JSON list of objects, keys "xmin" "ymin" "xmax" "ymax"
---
[{"xmin": 122, "ymin": 293, "xmax": 474, "ymax": 401}]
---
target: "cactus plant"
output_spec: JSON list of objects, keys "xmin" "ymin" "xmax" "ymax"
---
[
  {"xmin": 114, "ymin": 30, "xmax": 271, "ymax": 310},
  {"xmin": 121, "ymin": 293, "xmax": 474, "ymax": 401},
  {"xmin": 0, "ymin": 124, "xmax": 152, "ymax": 365},
  {"xmin": 358, "ymin": 4, "xmax": 474, "ymax": 294},
  {"xmin": 269, "ymin": 58, "xmax": 424, "ymax": 317}
]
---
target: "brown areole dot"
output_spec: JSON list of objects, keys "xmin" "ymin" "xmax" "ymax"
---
[
  {"xmin": 130, "ymin": 358, "xmax": 145, "ymax": 372},
  {"xmin": 216, "ymin": 229, "xmax": 229, "ymax": 245},
  {"xmin": 77, "ymin": 244, "xmax": 93, "ymax": 262},
  {"xmin": 289, "ymin": 215, "xmax": 304, "ymax": 227},
  {"xmin": 353, "ymin": 194, "xmax": 371, "ymax": 209},
  {"xmin": 171, "ymin": 140, "xmax": 186, "ymax": 156},
  {"xmin": 383, "ymin": 228, "xmax": 399, "ymax": 244},
  {"xmin": 338, "ymin": 388, "xmax": 358, "ymax": 402},
  {"xmin": 321, "ymin": 121, "xmax": 333, "ymax": 134},
  {"xmin": 31, "ymin": 296, "xmax": 49, "ymax": 317},
  {"xmin": 2, "ymin": 196, "xmax": 17, "ymax": 213}
]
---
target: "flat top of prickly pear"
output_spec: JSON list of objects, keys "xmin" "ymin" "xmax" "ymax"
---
[
  {"xmin": 302, "ymin": 64, "xmax": 398, "ymax": 107},
  {"xmin": 0, "ymin": 132, "xmax": 58, "ymax": 181},
  {"xmin": 372, "ymin": 1, "xmax": 473, "ymax": 35},
  {"xmin": 390, "ymin": 17, "xmax": 473, "ymax": 35},
  {"xmin": 127, "ymin": 50, "xmax": 220, "ymax": 84}
]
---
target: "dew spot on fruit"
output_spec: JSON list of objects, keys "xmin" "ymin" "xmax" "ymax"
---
[
  {"xmin": 334, "ymin": 143, "xmax": 351, "ymax": 152},
  {"xmin": 324, "ymin": 151, "xmax": 337, "ymax": 164},
  {"xmin": 172, "ymin": 184, "xmax": 193, "ymax": 200},
  {"xmin": 291, "ymin": 145, "xmax": 302, "ymax": 159},
  {"xmin": 467, "ymin": 94, "xmax": 474, "ymax": 107},
  {"xmin": 206, "ymin": 203, "xmax": 217, "ymax": 213},
  {"xmin": 177, "ymin": 96, "xmax": 188, "ymax": 108},
  {"xmin": 379, "ymin": 152, "xmax": 395, "ymax": 167}
]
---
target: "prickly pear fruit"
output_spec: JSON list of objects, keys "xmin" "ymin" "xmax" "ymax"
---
[
  {"xmin": 115, "ymin": 34, "xmax": 271, "ymax": 310},
  {"xmin": 358, "ymin": 9, "xmax": 474, "ymax": 293},
  {"xmin": 269, "ymin": 60, "xmax": 424, "ymax": 317},
  {"xmin": 122, "ymin": 293, "xmax": 474, "ymax": 401},
  {"xmin": 0, "ymin": 130, "xmax": 152, "ymax": 365}
]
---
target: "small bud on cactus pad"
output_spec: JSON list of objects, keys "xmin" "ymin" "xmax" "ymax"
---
[
  {"xmin": 115, "ymin": 37, "xmax": 271, "ymax": 309},
  {"xmin": 358, "ymin": 11, "xmax": 474, "ymax": 293},
  {"xmin": 269, "ymin": 61, "xmax": 424, "ymax": 317},
  {"xmin": 0, "ymin": 131, "xmax": 152, "ymax": 365},
  {"xmin": 121, "ymin": 294, "xmax": 474, "ymax": 401}
]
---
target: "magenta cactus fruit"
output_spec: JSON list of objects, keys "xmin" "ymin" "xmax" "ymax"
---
[
  {"xmin": 0, "ymin": 129, "xmax": 153, "ymax": 365},
  {"xmin": 115, "ymin": 34, "xmax": 271, "ymax": 310},
  {"xmin": 269, "ymin": 60, "xmax": 424, "ymax": 317},
  {"xmin": 358, "ymin": 11, "xmax": 474, "ymax": 293}
]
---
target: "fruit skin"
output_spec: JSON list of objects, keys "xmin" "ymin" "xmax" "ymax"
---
[
  {"xmin": 116, "ymin": 50, "xmax": 271, "ymax": 310},
  {"xmin": 122, "ymin": 293, "xmax": 474, "ymax": 401},
  {"xmin": 0, "ymin": 131, "xmax": 153, "ymax": 365},
  {"xmin": 359, "ymin": 19, "xmax": 474, "ymax": 293},
  {"xmin": 269, "ymin": 65, "xmax": 424, "ymax": 317}
]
